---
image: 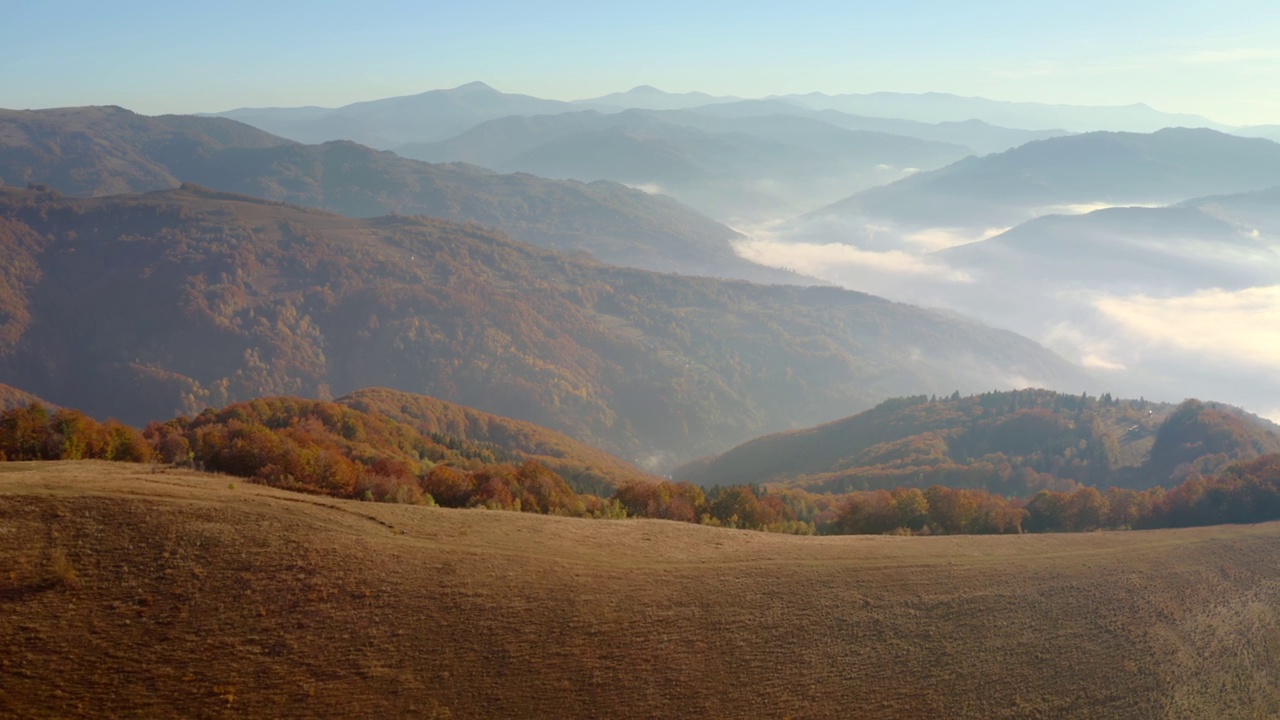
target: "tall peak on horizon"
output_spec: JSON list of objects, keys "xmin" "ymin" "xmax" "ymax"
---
[{"xmin": 452, "ymin": 81, "xmax": 498, "ymax": 93}]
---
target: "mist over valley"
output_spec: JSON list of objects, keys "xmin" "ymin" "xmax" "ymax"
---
[{"xmin": 7, "ymin": 4, "xmax": 1280, "ymax": 715}]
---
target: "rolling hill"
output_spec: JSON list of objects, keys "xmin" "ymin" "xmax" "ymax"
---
[
  {"xmin": 5, "ymin": 461, "xmax": 1280, "ymax": 718},
  {"xmin": 877, "ymin": 188, "xmax": 1280, "ymax": 421},
  {"xmin": 937, "ymin": 202, "xmax": 1280, "ymax": 294},
  {"xmin": 0, "ymin": 105, "xmax": 803, "ymax": 283},
  {"xmin": 0, "ymin": 185, "xmax": 1089, "ymax": 468},
  {"xmin": 334, "ymin": 387, "xmax": 656, "ymax": 492},
  {"xmin": 675, "ymin": 390, "xmax": 1280, "ymax": 493},
  {"xmin": 1184, "ymin": 184, "xmax": 1280, "ymax": 230},
  {"xmin": 801, "ymin": 128, "xmax": 1280, "ymax": 233}
]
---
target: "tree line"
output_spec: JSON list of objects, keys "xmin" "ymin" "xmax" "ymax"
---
[{"xmin": 3, "ymin": 400, "xmax": 1279, "ymax": 536}]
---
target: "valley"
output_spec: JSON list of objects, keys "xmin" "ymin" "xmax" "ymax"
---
[
  {"xmin": 0, "ymin": 185, "xmax": 1088, "ymax": 468},
  {"xmin": 6, "ymin": 13, "xmax": 1280, "ymax": 714}
]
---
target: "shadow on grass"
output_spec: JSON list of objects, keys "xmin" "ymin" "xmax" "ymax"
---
[{"xmin": 0, "ymin": 578, "xmax": 61, "ymax": 602}]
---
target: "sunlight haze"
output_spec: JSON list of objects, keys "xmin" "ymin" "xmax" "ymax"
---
[
  {"xmin": 3, "ymin": 0, "xmax": 1278, "ymax": 124},
  {"xmin": 7, "ymin": 3, "xmax": 1280, "ymax": 717}
]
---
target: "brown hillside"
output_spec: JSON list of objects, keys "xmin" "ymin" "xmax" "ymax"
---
[
  {"xmin": 4, "ymin": 461, "xmax": 1280, "ymax": 718},
  {"xmin": 677, "ymin": 390, "xmax": 1280, "ymax": 492},
  {"xmin": 0, "ymin": 105, "xmax": 806, "ymax": 284},
  {"xmin": 0, "ymin": 186, "xmax": 1088, "ymax": 467},
  {"xmin": 0, "ymin": 106, "xmax": 290, "ymax": 196},
  {"xmin": 336, "ymin": 388, "xmax": 655, "ymax": 491},
  {"xmin": 0, "ymin": 383, "xmax": 52, "ymax": 411}
]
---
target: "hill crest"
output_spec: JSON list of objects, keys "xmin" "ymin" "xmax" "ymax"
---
[
  {"xmin": 5, "ymin": 461, "xmax": 1280, "ymax": 718},
  {"xmin": 675, "ymin": 389, "xmax": 1280, "ymax": 492}
]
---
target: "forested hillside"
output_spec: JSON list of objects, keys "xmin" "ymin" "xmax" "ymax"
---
[
  {"xmin": 0, "ymin": 186, "xmax": 1089, "ymax": 467},
  {"xmin": 805, "ymin": 128, "xmax": 1280, "ymax": 230},
  {"xmin": 6, "ymin": 390, "xmax": 1280, "ymax": 539},
  {"xmin": 0, "ymin": 396, "xmax": 810, "ymax": 531},
  {"xmin": 335, "ymin": 387, "xmax": 655, "ymax": 493},
  {"xmin": 0, "ymin": 105, "xmax": 805, "ymax": 283},
  {"xmin": 0, "ymin": 382, "xmax": 51, "ymax": 411},
  {"xmin": 0, "ymin": 396, "xmax": 606, "ymax": 513},
  {"xmin": 676, "ymin": 389, "xmax": 1280, "ymax": 492}
]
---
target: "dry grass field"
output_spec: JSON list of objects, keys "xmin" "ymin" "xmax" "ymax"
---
[{"xmin": 4, "ymin": 462, "xmax": 1280, "ymax": 719}]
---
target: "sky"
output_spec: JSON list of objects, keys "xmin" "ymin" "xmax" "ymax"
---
[{"xmin": 3, "ymin": 0, "xmax": 1279, "ymax": 125}]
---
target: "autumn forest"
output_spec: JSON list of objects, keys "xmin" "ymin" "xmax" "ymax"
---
[
  {"xmin": 9, "ymin": 21, "xmax": 1280, "ymax": 715},
  {"xmin": 4, "ymin": 385, "xmax": 1279, "ymax": 537}
]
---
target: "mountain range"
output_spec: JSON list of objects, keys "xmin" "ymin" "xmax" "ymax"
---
[
  {"xmin": 0, "ymin": 185, "xmax": 1090, "ymax": 468},
  {"xmin": 797, "ymin": 128, "xmax": 1280, "ymax": 238},
  {"xmin": 209, "ymin": 81, "xmax": 579, "ymax": 148},
  {"xmin": 938, "ymin": 201, "xmax": 1280, "ymax": 294},
  {"xmin": 8, "ymin": 92, "xmax": 1280, "ymax": 465},
  {"xmin": 198, "ymin": 83, "xmax": 1280, "ymax": 230},
  {"xmin": 778, "ymin": 91, "xmax": 1224, "ymax": 133},
  {"xmin": 206, "ymin": 82, "xmax": 1247, "ymax": 150},
  {"xmin": 0, "ymin": 105, "xmax": 803, "ymax": 284},
  {"xmin": 396, "ymin": 108, "xmax": 971, "ymax": 221},
  {"xmin": 790, "ymin": 183, "xmax": 1280, "ymax": 422},
  {"xmin": 923, "ymin": 183, "xmax": 1280, "ymax": 315},
  {"xmin": 574, "ymin": 85, "xmax": 744, "ymax": 111}
]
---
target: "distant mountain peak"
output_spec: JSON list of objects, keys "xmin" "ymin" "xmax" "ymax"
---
[
  {"xmin": 573, "ymin": 86, "xmax": 740, "ymax": 110},
  {"xmin": 452, "ymin": 81, "xmax": 498, "ymax": 93}
]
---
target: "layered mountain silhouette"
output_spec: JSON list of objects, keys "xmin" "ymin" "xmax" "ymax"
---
[
  {"xmin": 398, "ymin": 108, "xmax": 971, "ymax": 221},
  {"xmin": 205, "ymin": 83, "xmax": 1235, "ymax": 149},
  {"xmin": 801, "ymin": 128, "xmax": 1280, "ymax": 233},
  {"xmin": 0, "ymin": 105, "xmax": 804, "ymax": 284},
  {"xmin": 1185, "ymin": 184, "xmax": 1280, "ymax": 231},
  {"xmin": 0, "ymin": 185, "xmax": 1090, "ymax": 467},
  {"xmin": 924, "ymin": 185, "xmax": 1280, "ymax": 305},
  {"xmin": 939, "ymin": 203, "xmax": 1279, "ymax": 293},
  {"xmin": 688, "ymin": 100, "xmax": 1067, "ymax": 154},
  {"xmin": 208, "ymin": 81, "xmax": 578, "ymax": 148},
  {"xmin": 832, "ymin": 187, "xmax": 1280, "ymax": 420},
  {"xmin": 573, "ymin": 85, "xmax": 743, "ymax": 111},
  {"xmin": 1239, "ymin": 124, "xmax": 1280, "ymax": 142},
  {"xmin": 780, "ymin": 91, "xmax": 1223, "ymax": 133}
]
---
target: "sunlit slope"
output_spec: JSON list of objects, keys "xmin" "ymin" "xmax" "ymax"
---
[
  {"xmin": 0, "ymin": 185, "xmax": 1089, "ymax": 465},
  {"xmin": 0, "ymin": 105, "xmax": 804, "ymax": 284},
  {"xmin": 4, "ymin": 462, "xmax": 1280, "ymax": 719},
  {"xmin": 675, "ymin": 391, "xmax": 1280, "ymax": 492}
]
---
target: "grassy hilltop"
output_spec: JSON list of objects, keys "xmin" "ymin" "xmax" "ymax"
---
[{"xmin": 4, "ymin": 462, "xmax": 1280, "ymax": 719}]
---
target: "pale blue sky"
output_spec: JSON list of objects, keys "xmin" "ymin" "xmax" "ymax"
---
[{"xmin": 3, "ymin": 0, "xmax": 1278, "ymax": 124}]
